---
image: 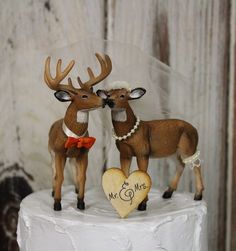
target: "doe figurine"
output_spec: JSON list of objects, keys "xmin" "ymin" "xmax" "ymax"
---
[
  {"xmin": 44, "ymin": 53, "xmax": 112, "ymax": 211},
  {"xmin": 97, "ymin": 81, "xmax": 204, "ymax": 211}
]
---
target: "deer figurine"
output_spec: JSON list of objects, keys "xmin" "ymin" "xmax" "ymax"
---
[
  {"xmin": 44, "ymin": 53, "xmax": 112, "ymax": 211},
  {"xmin": 97, "ymin": 81, "xmax": 204, "ymax": 211}
]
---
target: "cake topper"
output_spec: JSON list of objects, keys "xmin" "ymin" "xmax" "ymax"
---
[
  {"xmin": 44, "ymin": 53, "xmax": 112, "ymax": 211},
  {"xmin": 102, "ymin": 168, "xmax": 151, "ymax": 218},
  {"xmin": 97, "ymin": 82, "xmax": 204, "ymax": 211}
]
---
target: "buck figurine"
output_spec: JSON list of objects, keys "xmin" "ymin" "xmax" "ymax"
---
[
  {"xmin": 44, "ymin": 53, "xmax": 112, "ymax": 211},
  {"xmin": 97, "ymin": 81, "xmax": 204, "ymax": 211}
]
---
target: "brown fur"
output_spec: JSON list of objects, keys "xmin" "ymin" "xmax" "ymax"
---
[
  {"xmin": 44, "ymin": 53, "xmax": 112, "ymax": 210},
  {"xmin": 98, "ymin": 88, "xmax": 204, "ymax": 209}
]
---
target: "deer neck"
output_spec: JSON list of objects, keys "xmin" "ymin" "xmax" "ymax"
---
[
  {"xmin": 112, "ymin": 105, "xmax": 137, "ymax": 137},
  {"xmin": 63, "ymin": 104, "xmax": 88, "ymax": 137}
]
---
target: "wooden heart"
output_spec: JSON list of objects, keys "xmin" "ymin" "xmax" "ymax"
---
[{"xmin": 102, "ymin": 168, "xmax": 152, "ymax": 218}]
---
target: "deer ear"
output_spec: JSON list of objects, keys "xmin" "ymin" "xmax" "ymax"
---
[
  {"xmin": 129, "ymin": 88, "xmax": 146, "ymax": 100},
  {"xmin": 96, "ymin": 89, "xmax": 108, "ymax": 99},
  {"xmin": 54, "ymin": 90, "xmax": 73, "ymax": 102}
]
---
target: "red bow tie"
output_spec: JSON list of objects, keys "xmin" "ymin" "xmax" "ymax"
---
[{"xmin": 65, "ymin": 137, "xmax": 96, "ymax": 149}]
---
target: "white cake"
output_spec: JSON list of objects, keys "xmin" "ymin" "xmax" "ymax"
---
[{"xmin": 17, "ymin": 186, "xmax": 208, "ymax": 251}]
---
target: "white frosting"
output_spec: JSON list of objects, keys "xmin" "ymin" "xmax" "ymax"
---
[{"xmin": 17, "ymin": 186, "xmax": 208, "ymax": 251}]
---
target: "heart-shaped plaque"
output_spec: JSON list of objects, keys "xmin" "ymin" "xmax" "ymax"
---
[{"xmin": 102, "ymin": 168, "xmax": 152, "ymax": 218}]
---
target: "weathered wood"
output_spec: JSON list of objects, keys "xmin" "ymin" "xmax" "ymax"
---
[
  {"xmin": 0, "ymin": 1, "xmax": 233, "ymax": 251},
  {"xmin": 231, "ymin": 47, "xmax": 236, "ymax": 249},
  {"xmin": 0, "ymin": 1, "xmax": 106, "ymax": 248},
  {"xmin": 0, "ymin": 0, "xmax": 106, "ymax": 189},
  {"xmin": 227, "ymin": 0, "xmax": 236, "ymax": 250},
  {"xmin": 105, "ymin": 1, "xmax": 230, "ymax": 250}
]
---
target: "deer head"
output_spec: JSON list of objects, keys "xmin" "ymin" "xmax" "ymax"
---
[
  {"xmin": 97, "ymin": 86, "xmax": 146, "ymax": 110},
  {"xmin": 44, "ymin": 53, "xmax": 112, "ymax": 111}
]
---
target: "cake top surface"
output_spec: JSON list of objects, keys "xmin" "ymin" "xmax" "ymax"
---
[
  {"xmin": 18, "ymin": 186, "xmax": 208, "ymax": 251},
  {"xmin": 20, "ymin": 186, "xmax": 207, "ymax": 224}
]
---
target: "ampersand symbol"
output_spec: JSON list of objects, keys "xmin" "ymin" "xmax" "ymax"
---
[{"xmin": 119, "ymin": 181, "xmax": 135, "ymax": 205}]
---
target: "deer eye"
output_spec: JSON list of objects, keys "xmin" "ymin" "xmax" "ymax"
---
[
  {"xmin": 82, "ymin": 95, "xmax": 88, "ymax": 99},
  {"xmin": 120, "ymin": 94, "xmax": 125, "ymax": 99}
]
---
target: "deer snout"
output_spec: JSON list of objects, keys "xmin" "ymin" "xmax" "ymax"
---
[
  {"xmin": 102, "ymin": 99, "xmax": 106, "ymax": 108},
  {"xmin": 105, "ymin": 99, "xmax": 115, "ymax": 108}
]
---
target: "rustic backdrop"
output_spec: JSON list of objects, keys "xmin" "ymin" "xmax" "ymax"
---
[{"xmin": 0, "ymin": 1, "xmax": 235, "ymax": 251}]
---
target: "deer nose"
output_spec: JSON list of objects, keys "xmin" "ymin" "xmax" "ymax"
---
[
  {"xmin": 106, "ymin": 99, "xmax": 115, "ymax": 108},
  {"xmin": 102, "ymin": 99, "xmax": 106, "ymax": 108}
]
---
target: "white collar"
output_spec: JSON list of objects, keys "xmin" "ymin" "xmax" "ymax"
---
[
  {"xmin": 62, "ymin": 121, "xmax": 87, "ymax": 138},
  {"xmin": 112, "ymin": 116, "xmax": 140, "ymax": 141}
]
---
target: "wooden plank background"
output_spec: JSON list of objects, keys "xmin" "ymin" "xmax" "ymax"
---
[
  {"xmin": 0, "ymin": 1, "xmax": 234, "ymax": 251},
  {"xmin": 228, "ymin": 0, "xmax": 236, "ymax": 250},
  {"xmin": 105, "ymin": 1, "xmax": 230, "ymax": 251}
]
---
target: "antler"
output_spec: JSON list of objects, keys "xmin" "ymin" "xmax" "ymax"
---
[
  {"xmin": 44, "ymin": 57, "xmax": 76, "ymax": 92},
  {"xmin": 77, "ymin": 53, "xmax": 112, "ymax": 90},
  {"xmin": 44, "ymin": 53, "xmax": 112, "ymax": 92}
]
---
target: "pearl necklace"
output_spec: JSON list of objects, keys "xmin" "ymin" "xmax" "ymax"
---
[{"xmin": 112, "ymin": 117, "xmax": 140, "ymax": 141}]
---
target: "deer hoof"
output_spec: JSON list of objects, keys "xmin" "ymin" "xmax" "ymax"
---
[
  {"xmin": 54, "ymin": 201, "xmax": 62, "ymax": 211},
  {"xmin": 162, "ymin": 189, "xmax": 174, "ymax": 199},
  {"xmin": 137, "ymin": 202, "xmax": 147, "ymax": 211},
  {"xmin": 51, "ymin": 190, "xmax": 55, "ymax": 197},
  {"xmin": 194, "ymin": 193, "xmax": 203, "ymax": 201},
  {"xmin": 77, "ymin": 198, "xmax": 85, "ymax": 210}
]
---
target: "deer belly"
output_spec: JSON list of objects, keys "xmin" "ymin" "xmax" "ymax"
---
[{"xmin": 149, "ymin": 139, "xmax": 178, "ymax": 158}]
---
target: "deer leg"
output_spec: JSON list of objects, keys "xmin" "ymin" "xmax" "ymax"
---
[
  {"xmin": 49, "ymin": 146, "xmax": 56, "ymax": 197},
  {"xmin": 163, "ymin": 156, "xmax": 184, "ymax": 199},
  {"xmin": 120, "ymin": 155, "xmax": 132, "ymax": 177},
  {"xmin": 51, "ymin": 158, "xmax": 56, "ymax": 197},
  {"xmin": 74, "ymin": 166, "xmax": 79, "ymax": 194},
  {"xmin": 177, "ymin": 131, "xmax": 204, "ymax": 200},
  {"xmin": 75, "ymin": 153, "xmax": 88, "ymax": 210},
  {"xmin": 193, "ymin": 165, "xmax": 204, "ymax": 200},
  {"xmin": 53, "ymin": 154, "xmax": 66, "ymax": 211},
  {"xmin": 136, "ymin": 156, "xmax": 149, "ymax": 211}
]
